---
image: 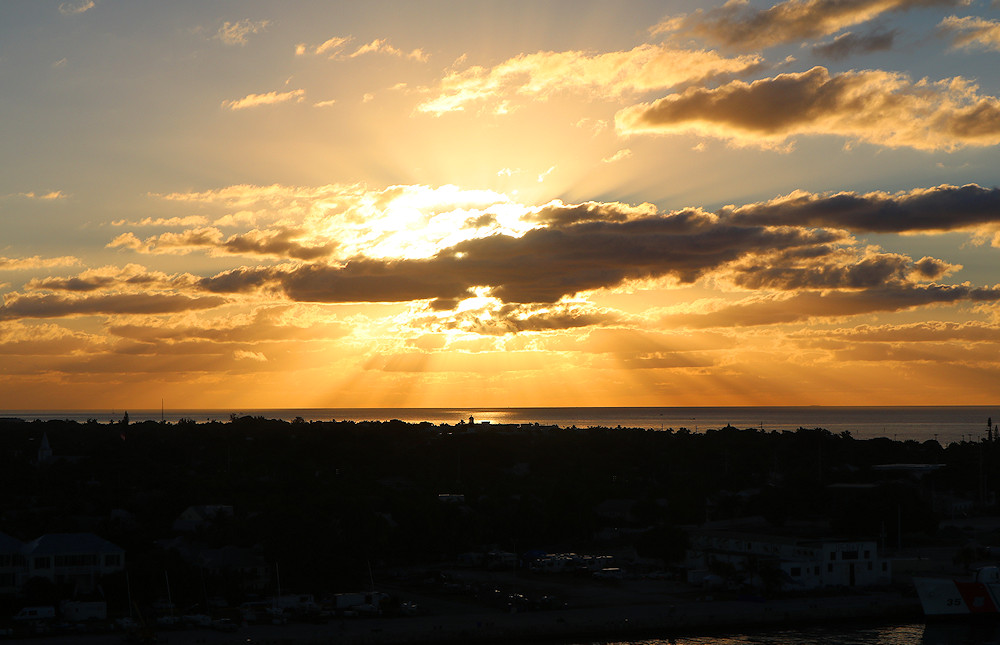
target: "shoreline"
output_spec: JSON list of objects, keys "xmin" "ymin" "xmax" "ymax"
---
[{"xmin": 7, "ymin": 591, "xmax": 923, "ymax": 645}]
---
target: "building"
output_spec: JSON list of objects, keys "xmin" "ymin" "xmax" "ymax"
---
[
  {"xmin": 686, "ymin": 529, "xmax": 891, "ymax": 591},
  {"xmin": 21, "ymin": 533, "xmax": 125, "ymax": 594},
  {"xmin": 172, "ymin": 505, "xmax": 234, "ymax": 532},
  {"xmin": 0, "ymin": 532, "xmax": 25, "ymax": 595}
]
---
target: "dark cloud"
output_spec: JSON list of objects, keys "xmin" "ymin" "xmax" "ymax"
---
[
  {"xmin": 811, "ymin": 29, "xmax": 896, "ymax": 59},
  {"xmin": 724, "ymin": 183, "xmax": 1000, "ymax": 233},
  {"xmin": 0, "ymin": 293, "xmax": 226, "ymax": 320},
  {"xmin": 199, "ymin": 213, "xmax": 840, "ymax": 304},
  {"xmin": 664, "ymin": 0, "xmax": 957, "ymax": 50},
  {"xmin": 729, "ymin": 251, "xmax": 959, "ymax": 290}
]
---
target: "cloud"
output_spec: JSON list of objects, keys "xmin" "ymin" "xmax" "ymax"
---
[
  {"xmin": 296, "ymin": 36, "xmax": 426, "ymax": 61},
  {"xmin": 0, "ymin": 292, "xmax": 226, "ymax": 321},
  {"xmin": 111, "ymin": 216, "xmax": 210, "ymax": 227},
  {"xmin": 811, "ymin": 29, "xmax": 896, "ymax": 59},
  {"xmin": 24, "ymin": 264, "xmax": 197, "ymax": 293},
  {"xmin": 349, "ymin": 39, "xmax": 428, "ymax": 62},
  {"xmin": 615, "ymin": 66, "xmax": 1000, "ymax": 151},
  {"xmin": 660, "ymin": 284, "xmax": 1000, "ymax": 328},
  {"xmin": 300, "ymin": 36, "xmax": 352, "ymax": 57},
  {"xmin": 602, "ymin": 149, "xmax": 633, "ymax": 163},
  {"xmin": 234, "ymin": 350, "xmax": 267, "ymax": 362},
  {"xmin": 797, "ymin": 320, "xmax": 1000, "ymax": 343},
  {"xmin": 198, "ymin": 210, "xmax": 840, "ymax": 304},
  {"xmin": 214, "ymin": 19, "xmax": 269, "ymax": 46},
  {"xmin": 59, "ymin": 1, "xmax": 94, "ymax": 16},
  {"xmin": 725, "ymin": 249, "xmax": 961, "ymax": 290},
  {"xmin": 723, "ymin": 183, "xmax": 1000, "ymax": 233},
  {"xmin": 221, "ymin": 89, "xmax": 305, "ymax": 110},
  {"xmin": 0, "ymin": 256, "xmax": 80, "ymax": 271},
  {"xmin": 939, "ymin": 15, "xmax": 1000, "ymax": 52},
  {"xmin": 108, "ymin": 227, "xmax": 336, "ymax": 260},
  {"xmin": 313, "ymin": 99, "xmax": 337, "ymax": 108},
  {"xmin": 108, "ymin": 307, "xmax": 348, "ymax": 344},
  {"xmin": 654, "ymin": 0, "xmax": 959, "ymax": 50},
  {"xmin": 417, "ymin": 44, "xmax": 764, "ymax": 115},
  {"xmin": 10, "ymin": 190, "xmax": 66, "ymax": 200}
]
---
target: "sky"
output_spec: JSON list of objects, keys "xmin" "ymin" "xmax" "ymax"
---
[{"xmin": 1, "ymin": 0, "xmax": 1000, "ymax": 411}]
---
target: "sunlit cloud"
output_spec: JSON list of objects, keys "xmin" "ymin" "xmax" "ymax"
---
[
  {"xmin": 221, "ymin": 89, "xmax": 305, "ymax": 111},
  {"xmin": 653, "ymin": 0, "xmax": 960, "ymax": 50},
  {"xmin": 214, "ymin": 19, "xmax": 269, "ymax": 46},
  {"xmin": 616, "ymin": 67, "xmax": 1000, "ymax": 151},
  {"xmin": 313, "ymin": 99, "xmax": 337, "ymax": 108},
  {"xmin": 939, "ymin": 15, "xmax": 1000, "ymax": 52},
  {"xmin": 349, "ymin": 39, "xmax": 428, "ymax": 62},
  {"xmin": 111, "ymin": 216, "xmax": 210, "ymax": 227},
  {"xmin": 59, "ymin": 1, "xmax": 94, "ymax": 16},
  {"xmin": 9, "ymin": 190, "xmax": 66, "ymax": 200},
  {"xmin": 234, "ymin": 349, "xmax": 267, "ymax": 361},
  {"xmin": 107, "ymin": 227, "xmax": 336, "ymax": 260},
  {"xmin": 0, "ymin": 256, "xmax": 80, "ymax": 271},
  {"xmin": 417, "ymin": 44, "xmax": 765, "ymax": 115},
  {"xmin": 602, "ymin": 149, "xmax": 633, "ymax": 164},
  {"xmin": 300, "ymin": 36, "xmax": 352, "ymax": 57}
]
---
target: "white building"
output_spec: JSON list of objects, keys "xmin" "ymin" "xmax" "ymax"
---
[
  {"xmin": 686, "ymin": 529, "xmax": 891, "ymax": 590},
  {"xmin": 22, "ymin": 533, "xmax": 125, "ymax": 594},
  {"xmin": 0, "ymin": 532, "xmax": 24, "ymax": 595}
]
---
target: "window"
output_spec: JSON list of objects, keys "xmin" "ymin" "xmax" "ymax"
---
[
  {"xmin": 105, "ymin": 554, "xmax": 121, "ymax": 567},
  {"xmin": 842, "ymin": 550, "xmax": 859, "ymax": 560},
  {"xmin": 791, "ymin": 567, "xmax": 801, "ymax": 577},
  {"xmin": 868, "ymin": 562, "xmax": 873, "ymax": 571},
  {"xmin": 34, "ymin": 557, "xmax": 51, "ymax": 570},
  {"xmin": 829, "ymin": 552, "xmax": 836, "ymax": 561},
  {"xmin": 827, "ymin": 564, "xmax": 833, "ymax": 573},
  {"xmin": 864, "ymin": 550, "xmax": 871, "ymax": 559},
  {"xmin": 882, "ymin": 562, "xmax": 888, "ymax": 571},
  {"xmin": 55, "ymin": 554, "xmax": 98, "ymax": 567}
]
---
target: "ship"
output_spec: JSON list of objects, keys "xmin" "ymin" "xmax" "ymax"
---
[{"xmin": 914, "ymin": 566, "xmax": 1000, "ymax": 615}]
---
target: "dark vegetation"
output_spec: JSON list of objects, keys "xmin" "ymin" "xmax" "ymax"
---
[{"xmin": 0, "ymin": 416, "xmax": 993, "ymax": 611}]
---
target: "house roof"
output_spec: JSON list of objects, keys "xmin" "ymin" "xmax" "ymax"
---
[
  {"xmin": 22, "ymin": 533, "xmax": 123, "ymax": 556},
  {"xmin": 0, "ymin": 531, "xmax": 23, "ymax": 554}
]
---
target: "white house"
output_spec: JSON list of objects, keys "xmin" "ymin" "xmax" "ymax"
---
[
  {"xmin": 0, "ymin": 532, "xmax": 24, "ymax": 595},
  {"xmin": 22, "ymin": 533, "xmax": 125, "ymax": 594},
  {"xmin": 686, "ymin": 529, "xmax": 891, "ymax": 590}
]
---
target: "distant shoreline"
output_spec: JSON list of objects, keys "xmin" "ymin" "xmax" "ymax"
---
[{"xmin": 2, "ymin": 405, "xmax": 997, "ymax": 444}]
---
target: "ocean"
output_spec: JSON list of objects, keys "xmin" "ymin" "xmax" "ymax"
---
[
  {"xmin": 1, "ymin": 406, "xmax": 996, "ymax": 445},
  {"xmin": 567, "ymin": 620, "xmax": 1000, "ymax": 644}
]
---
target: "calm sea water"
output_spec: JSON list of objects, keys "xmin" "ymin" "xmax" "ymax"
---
[
  {"xmin": 2, "ymin": 406, "xmax": 997, "ymax": 445},
  {"xmin": 564, "ymin": 621, "xmax": 1000, "ymax": 644}
]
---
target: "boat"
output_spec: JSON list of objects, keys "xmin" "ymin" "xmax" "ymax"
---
[{"xmin": 914, "ymin": 566, "xmax": 1000, "ymax": 615}]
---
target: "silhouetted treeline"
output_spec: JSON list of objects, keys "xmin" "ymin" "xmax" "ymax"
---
[{"xmin": 0, "ymin": 416, "xmax": 992, "ymax": 606}]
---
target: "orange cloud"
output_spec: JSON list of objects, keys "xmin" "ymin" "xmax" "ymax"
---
[
  {"xmin": 939, "ymin": 15, "xmax": 1000, "ymax": 52},
  {"xmin": 221, "ymin": 89, "xmax": 305, "ymax": 110},
  {"xmin": 0, "ymin": 256, "xmax": 80, "ymax": 271},
  {"xmin": 214, "ymin": 19, "xmax": 269, "ymax": 46}
]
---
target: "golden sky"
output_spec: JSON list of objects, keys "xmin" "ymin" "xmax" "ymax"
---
[{"xmin": 2, "ymin": 0, "xmax": 1000, "ymax": 410}]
